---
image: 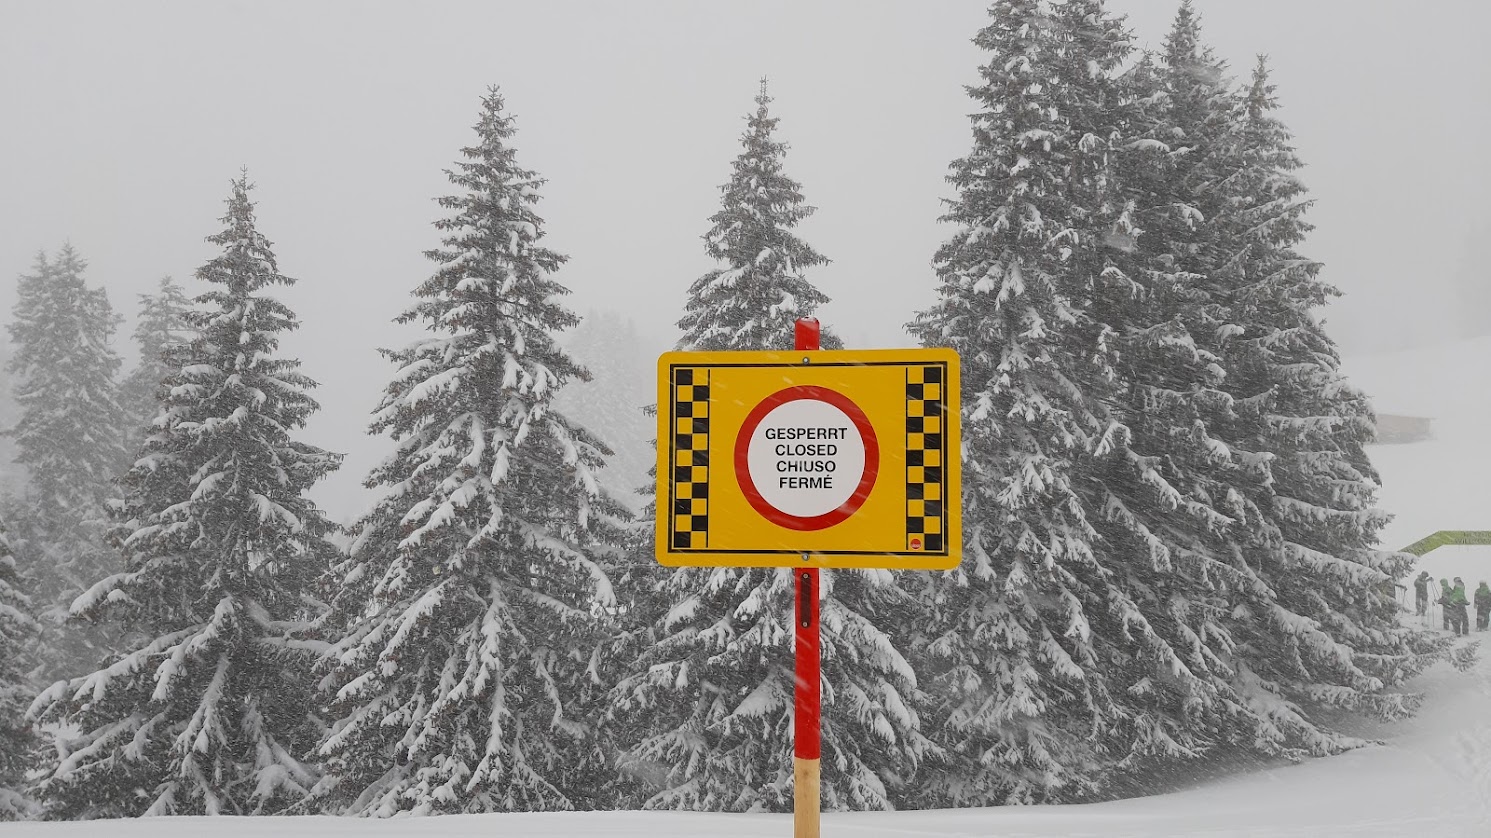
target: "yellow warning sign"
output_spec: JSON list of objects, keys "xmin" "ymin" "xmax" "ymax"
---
[{"xmin": 655, "ymin": 348, "xmax": 960, "ymax": 569}]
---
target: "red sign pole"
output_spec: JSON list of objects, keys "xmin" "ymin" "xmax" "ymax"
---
[{"xmin": 793, "ymin": 317, "xmax": 821, "ymax": 838}]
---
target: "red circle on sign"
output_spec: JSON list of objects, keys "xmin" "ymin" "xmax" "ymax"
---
[{"xmin": 734, "ymin": 386, "xmax": 880, "ymax": 531}]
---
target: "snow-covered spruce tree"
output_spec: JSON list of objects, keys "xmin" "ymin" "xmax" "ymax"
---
[
  {"xmin": 315, "ymin": 88, "xmax": 630, "ymax": 816},
  {"xmin": 26, "ymin": 174, "xmax": 342, "ymax": 818},
  {"xmin": 120, "ymin": 276, "xmax": 194, "ymax": 457},
  {"xmin": 1194, "ymin": 52, "xmax": 1452, "ymax": 750},
  {"xmin": 676, "ymin": 81, "xmax": 842, "ymax": 353},
  {"xmin": 6, "ymin": 245, "xmax": 130, "ymax": 680},
  {"xmin": 904, "ymin": 0, "xmax": 1253, "ymax": 804},
  {"xmin": 611, "ymin": 82, "xmax": 933, "ymax": 813},
  {"xmin": 907, "ymin": 0, "xmax": 1119, "ymax": 805},
  {"xmin": 0, "ymin": 522, "xmax": 40, "ymax": 820},
  {"xmin": 1042, "ymin": 3, "xmax": 1454, "ymax": 789},
  {"xmin": 1070, "ymin": 2, "xmax": 1288, "ymax": 783}
]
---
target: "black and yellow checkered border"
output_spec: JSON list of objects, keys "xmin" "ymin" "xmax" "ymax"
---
[
  {"xmin": 669, "ymin": 367, "xmax": 710, "ymax": 549},
  {"xmin": 906, "ymin": 364, "xmax": 946, "ymax": 552}
]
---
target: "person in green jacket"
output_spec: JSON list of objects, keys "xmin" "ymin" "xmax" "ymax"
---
[
  {"xmin": 1475, "ymin": 581, "xmax": 1491, "ymax": 632},
  {"xmin": 1450, "ymin": 577, "xmax": 1470, "ymax": 635},
  {"xmin": 1440, "ymin": 579, "xmax": 1453, "ymax": 630}
]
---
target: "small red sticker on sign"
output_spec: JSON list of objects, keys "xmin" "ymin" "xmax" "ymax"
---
[{"xmin": 910, "ymin": 537, "xmax": 922, "ymax": 550}]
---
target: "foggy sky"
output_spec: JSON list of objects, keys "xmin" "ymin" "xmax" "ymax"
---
[{"xmin": 2, "ymin": 1, "xmax": 1487, "ymax": 523}]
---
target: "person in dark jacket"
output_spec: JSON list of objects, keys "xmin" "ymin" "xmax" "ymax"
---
[
  {"xmin": 1475, "ymin": 582, "xmax": 1491, "ymax": 632},
  {"xmin": 1450, "ymin": 577, "xmax": 1470, "ymax": 636},
  {"xmin": 1415, "ymin": 571, "xmax": 1431, "ymax": 617}
]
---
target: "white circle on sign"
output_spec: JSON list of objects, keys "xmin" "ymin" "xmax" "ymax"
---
[{"xmin": 745, "ymin": 398, "xmax": 866, "ymax": 519}]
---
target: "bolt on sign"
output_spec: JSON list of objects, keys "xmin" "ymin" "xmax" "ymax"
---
[{"xmin": 655, "ymin": 348, "xmax": 960, "ymax": 569}]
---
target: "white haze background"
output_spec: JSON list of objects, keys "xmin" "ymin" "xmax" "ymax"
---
[{"xmin": 1, "ymin": 0, "xmax": 1487, "ymax": 523}]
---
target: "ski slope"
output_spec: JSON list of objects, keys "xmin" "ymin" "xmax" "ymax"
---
[{"xmin": 7, "ymin": 338, "xmax": 1491, "ymax": 836}]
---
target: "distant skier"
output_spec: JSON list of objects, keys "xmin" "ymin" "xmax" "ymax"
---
[
  {"xmin": 1450, "ymin": 577, "xmax": 1470, "ymax": 636},
  {"xmin": 1475, "ymin": 581, "xmax": 1491, "ymax": 632},
  {"xmin": 1440, "ymin": 579, "xmax": 1453, "ymax": 630},
  {"xmin": 1415, "ymin": 571, "xmax": 1431, "ymax": 617}
]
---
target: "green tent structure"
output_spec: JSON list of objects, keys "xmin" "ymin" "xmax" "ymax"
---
[{"xmin": 1401, "ymin": 531, "xmax": 1491, "ymax": 556}]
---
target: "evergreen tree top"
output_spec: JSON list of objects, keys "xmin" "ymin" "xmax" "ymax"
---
[
  {"xmin": 200, "ymin": 173, "xmax": 292, "ymax": 297},
  {"xmin": 9, "ymin": 244, "xmax": 122, "ymax": 380},
  {"xmin": 6, "ymin": 243, "xmax": 128, "ymax": 530},
  {"xmin": 132, "ymin": 276, "xmax": 193, "ymax": 351},
  {"xmin": 677, "ymin": 79, "xmax": 834, "ymax": 352},
  {"xmin": 98, "ymin": 172, "xmax": 337, "ymax": 611},
  {"xmin": 702, "ymin": 79, "xmax": 823, "ymax": 265},
  {"xmin": 1164, "ymin": 0, "xmax": 1204, "ymax": 68},
  {"xmin": 1050, "ymin": 0, "xmax": 1133, "ymax": 77},
  {"xmin": 7, "ymin": 251, "xmax": 51, "ymax": 376},
  {"xmin": 366, "ymin": 83, "xmax": 604, "ymax": 542},
  {"xmin": 1246, "ymin": 55, "xmax": 1276, "ymax": 115},
  {"xmin": 1231, "ymin": 54, "xmax": 1325, "ymax": 290},
  {"xmin": 47, "ymin": 242, "xmax": 88, "ymax": 278},
  {"xmin": 182, "ymin": 173, "xmax": 318, "ymax": 429},
  {"xmin": 1162, "ymin": 0, "xmax": 1198, "ymax": 59},
  {"xmin": 121, "ymin": 275, "xmax": 197, "ymax": 466},
  {"xmin": 1161, "ymin": 0, "xmax": 1231, "ymax": 125},
  {"xmin": 927, "ymin": 0, "xmax": 1130, "ymax": 305},
  {"xmin": 1243, "ymin": 56, "xmax": 1298, "ymax": 164},
  {"xmin": 442, "ymin": 87, "xmax": 547, "ymax": 203},
  {"xmin": 400, "ymin": 87, "xmax": 583, "ymax": 373}
]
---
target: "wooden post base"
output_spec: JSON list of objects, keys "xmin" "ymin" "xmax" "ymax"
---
[{"xmin": 794, "ymin": 756, "xmax": 820, "ymax": 838}]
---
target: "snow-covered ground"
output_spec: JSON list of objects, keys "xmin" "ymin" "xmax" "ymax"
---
[{"xmin": 7, "ymin": 337, "xmax": 1491, "ymax": 836}]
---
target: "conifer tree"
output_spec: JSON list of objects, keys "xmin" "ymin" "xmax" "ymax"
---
[
  {"xmin": 1193, "ymin": 51, "xmax": 1447, "ymax": 754},
  {"xmin": 908, "ymin": 0, "xmax": 1109, "ymax": 804},
  {"xmin": 1074, "ymin": 0, "xmax": 1287, "ymax": 781},
  {"xmin": 905, "ymin": 0, "xmax": 1238, "ymax": 804},
  {"xmin": 6, "ymin": 245, "xmax": 129, "ymax": 680},
  {"xmin": 909, "ymin": 0, "xmax": 1452, "ymax": 806},
  {"xmin": 611, "ymin": 82, "xmax": 932, "ymax": 812},
  {"xmin": 120, "ymin": 276, "xmax": 194, "ymax": 457},
  {"xmin": 1071, "ymin": 2, "xmax": 1448, "ymax": 785},
  {"xmin": 27, "ymin": 174, "xmax": 342, "ymax": 818},
  {"xmin": 0, "ymin": 523, "xmax": 39, "ymax": 820},
  {"xmin": 315, "ymin": 88, "xmax": 630, "ymax": 816},
  {"xmin": 677, "ymin": 81, "xmax": 842, "ymax": 353}
]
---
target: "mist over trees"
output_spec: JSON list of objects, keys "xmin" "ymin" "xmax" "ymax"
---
[
  {"xmin": 27, "ymin": 174, "xmax": 343, "ymax": 817},
  {"xmin": 119, "ymin": 276, "xmax": 194, "ymax": 457},
  {"xmin": 553, "ymin": 310, "xmax": 654, "ymax": 512},
  {"xmin": 0, "ymin": 0, "xmax": 1459, "ymax": 822},
  {"xmin": 6, "ymin": 245, "xmax": 130, "ymax": 682},
  {"xmin": 1453, "ymin": 227, "xmax": 1491, "ymax": 340}
]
